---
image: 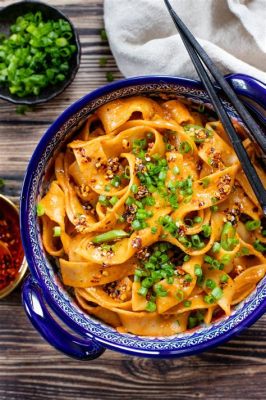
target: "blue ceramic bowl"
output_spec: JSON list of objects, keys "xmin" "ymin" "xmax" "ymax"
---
[{"xmin": 20, "ymin": 74, "xmax": 266, "ymax": 360}]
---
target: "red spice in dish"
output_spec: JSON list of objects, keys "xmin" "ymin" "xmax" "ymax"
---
[{"xmin": 0, "ymin": 197, "xmax": 24, "ymax": 291}]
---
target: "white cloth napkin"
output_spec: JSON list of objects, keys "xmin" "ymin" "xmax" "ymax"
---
[{"xmin": 104, "ymin": 0, "xmax": 266, "ymax": 82}]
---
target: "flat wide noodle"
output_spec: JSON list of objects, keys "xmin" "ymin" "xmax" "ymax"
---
[{"xmin": 38, "ymin": 95, "xmax": 266, "ymax": 337}]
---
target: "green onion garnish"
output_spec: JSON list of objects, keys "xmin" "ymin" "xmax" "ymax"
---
[
  {"xmin": 138, "ymin": 286, "xmax": 148, "ymax": 296},
  {"xmin": 193, "ymin": 216, "xmax": 203, "ymax": 224},
  {"xmin": 179, "ymin": 141, "xmax": 192, "ymax": 154},
  {"xmin": 109, "ymin": 196, "xmax": 118, "ymax": 206},
  {"xmin": 221, "ymin": 222, "xmax": 238, "ymax": 251},
  {"xmin": 253, "ymin": 240, "xmax": 266, "ymax": 253},
  {"xmin": 154, "ymin": 284, "xmax": 168, "ymax": 297},
  {"xmin": 194, "ymin": 264, "xmax": 203, "ymax": 277},
  {"xmin": 205, "ymin": 279, "xmax": 216, "ymax": 289},
  {"xmin": 245, "ymin": 219, "xmax": 261, "ymax": 231},
  {"xmin": 211, "ymin": 287, "xmax": 223, "ymax": 300},
  {"xmin": 91, "ymin": 229, "xmax": 129, "ymax": 243},
  {"xmin": 53, "ymin": 226, "xmax": 61, "ymax": 237},
  {"xmin": 203, "ymin": 294, "xmax": 216, "ymax": 304},
  {"xmin": 220, "ymin": 274, "xmax": 229, "ymax": 283},
  {"xmin": 146, "ymin": 301, "xmax": 157, "ymax": 312},
  {"xmin": 212, "ymin": 242, "xmax": 221, "ymax": 253},
  {"xmin": 99, "ymin": 56, "xmax": 108, "ymax": 67},
  {"xmin": 130, "ymin": 184, "xmax": 138, "ymax": 194},
  {"xmin": 202, "ymin": 224, "xmax": 212, "ymax": 238},
  {"xmin": 100, "ymin": 29, "xmax": 108, "ymax": 41},
  {"xmin": 183, "ymin": 300, "xmax": 192, "ymax": 307},
  {"xmin": 36, "ymin": 203, "xmax": 45, "ymax": 216},
  {"xmin": 98, "ymin": 195, "xmax": 109, "ymax": 206}
]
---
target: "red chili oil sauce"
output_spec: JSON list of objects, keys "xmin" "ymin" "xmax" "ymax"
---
[{"xmin": 0, "ymin": 197, "xmax": 24, "ymax": 291}]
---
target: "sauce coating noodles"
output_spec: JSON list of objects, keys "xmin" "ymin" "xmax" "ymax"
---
[{"xmin": 38, "ymin": 96, "xmax": 266, "ymax": 336}]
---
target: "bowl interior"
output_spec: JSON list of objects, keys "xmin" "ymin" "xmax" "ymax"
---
[
  {"xmin": 21, "ymin": 77, "xmax": 266, "ymax": 356},
  {"xmin": 0, "ymin": 1, "xmax": 81, "ymax": 105}
]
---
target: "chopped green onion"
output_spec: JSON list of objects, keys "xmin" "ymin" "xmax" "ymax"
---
[
  {"xmin": 245, "ymin": 220, "xmax": 261, "ymax": 231},
  {"xmin": 0, "ymin": 12, "xmax": 76, "ymax": 98},
  {"xmin": 91, "ymin": 229, "xmax": 129, "ymax": 243},
  {"xmin": 106, "ymin": 71, "xmax": 114, "ymax": 82},
  {"xmin": 193, "ymin": 216, "xmax": 203, "ymax": 224},
  {"xmin": 204, "ymin": 294, "xmax": 216, "ymax": 304},
  {"xmin": 110, "ymin": 196, "xmax": 118, "ymax": 206},
  {"xmin": 138, "ymin": 286, "xmax": 148, "ymax": 296},
  {"xmin": 206, "ymin": 279, "xmax": 216, "ymax": 289},
  {"xmin": 146, "ymin": 301, "xmax": 157, "ymax": 312},
  {"xmin": 125, "ymin": 196, "xmax": 135, "ymax": 206},
  {"xmin": 188, "ymin": 316, "xmax": 198, "ymax": 329},
  {"xmin": 98, "ymin": 195, "xmax": 108, "ymax": 206},
  {"xmin": 212, "ymin": 242, "xmax": 221, "ymax": 253},
  {"xmin": 36, "ymin": 203, "xmax": 45, "ymax": 216},
  {"xmin": 179, "ymin": 141, "xmax": 192, "ymax": 154},
  {"xmin": 183, "ymin": 300, "xmax": 192, "ymax": 307},
  {"xmin": 154, "ymin": 284, "xmax": 168, "ymax": 297},
  {"xmin": 202, "ymin": 224, "xmax": 212, "ymax": 238},
  {"xmin": 111, "ymin": 176, "xmax": 121, "ymax": 188},
  {"xmin": 16, "ymin": 105, "xmax": 32, "ymax": 115},
  {"xmin": 220, "ymin": 274, "xmax": 229, "ymax": 283},
  {"xmin": 118, "ymin": 215, "xmax": 125, "ymax": 223},
  {"xmin": 99, "ymin": 56, "xmax": 108, "ymax": 66},
  {"xmin": 151, "ymin": 226, "xmax": 158, "ymax": 234},
  {"xmin": 221, "ymin": 222, "xmax": 238, "ymax": 251},
  {"xmin": 241, "ymin": 247, "xmax": 250, "ymax": 255},
  {"xmin": 131, "ymin": 219, "xmax": 142, "ymax": 231},
  {"xmin": 53, "ymin": 226, "xmax": 61, "ymax": 237},
  {"xmin": 194, "ymin": 264, "xmax": 203, "ymax": 277},
  {"xmin": 184, "ymin": 273, "xmax": 192, "ymax": 283},
  {"xmin": 253, "ymin": 239, "xmax": 266, "ymax": 253},
  {"xmin": 104, "ymin": 184, "xmax": 111, "ymax": 192},
  {"xmin": 210, "ymin": 205, "xmax": 218, "ymax": 212},
  {"xmin": 131, "ymin": 184, "xmax": 138, "ymax": 194},
  {"xmin": 211, "ymin": 287, "xmax": 223, "ymax": 300},
  {"xmin": 167, "ymin": 276, "xmax": 174, "ymax": 284},
  {"xmin": 191, "ymin": 234, "xmax": 204, "ymax": 249},
  {"xmin": 221, "ymin": 254, "xmax": 231, "ymax": 265},
  {"xmin": 173, "ymin": 166, "xmax": 180, "ymax": 175},
  {"xmin": 100, "ymin": 29, "xmax": 108, "ymax": 40}
]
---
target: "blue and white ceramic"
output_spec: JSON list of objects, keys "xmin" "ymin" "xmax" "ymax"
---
[{"xmin": 20, "ymin": 74, "xmax": 266, "ymax": 360}]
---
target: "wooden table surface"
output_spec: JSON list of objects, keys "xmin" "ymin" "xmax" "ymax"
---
[{"xmin": 0, "ymin": 1, "xmax": 265, "ymax": 399}]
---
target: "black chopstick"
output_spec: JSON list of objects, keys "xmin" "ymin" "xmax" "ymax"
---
[
  {"xmin": 164, "ymin": 0, "xmax": 266, "ymax": 215},
  {"xmin": 164, "ymin": 0, "xmax": 266, "ymax": 155}
]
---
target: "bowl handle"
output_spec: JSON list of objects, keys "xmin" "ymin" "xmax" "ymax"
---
[
  {"xmin": 224, "ymin": 74, "xmax": 266, "ymax": 124},
  {"xmin": 21, "ymin": 275, "xmax": 105, "ymax": 360}
]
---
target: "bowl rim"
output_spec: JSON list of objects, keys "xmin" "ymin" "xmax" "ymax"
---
[
  {"xmin": 0, "ymin": 0, "xmax": 81, "ymax": 105},
  {"xmin": 20, "ymin": 74, "xmax": 266, "ymax": 357}
]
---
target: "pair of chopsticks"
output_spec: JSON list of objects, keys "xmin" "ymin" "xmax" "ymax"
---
[{"xmin": 164, "ymin": 0, "xmax": 266, "ymax": 216}]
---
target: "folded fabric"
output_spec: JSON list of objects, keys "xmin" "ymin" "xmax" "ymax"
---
[{"xmin": 104, "ymin": 0, "xmax": 266, "ymax": 82}]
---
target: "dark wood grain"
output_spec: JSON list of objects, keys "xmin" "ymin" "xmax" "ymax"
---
[{"xmin": 0, "ymin": 1, "xmax": 265, "ymax": 399}]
